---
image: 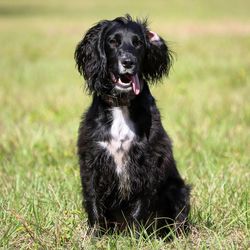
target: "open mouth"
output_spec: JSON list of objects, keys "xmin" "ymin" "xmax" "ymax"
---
[{"xmin": 111, "ymin": 73, "xmax": 141, "ymax": 95}]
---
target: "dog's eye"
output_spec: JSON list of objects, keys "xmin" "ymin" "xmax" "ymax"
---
[
  {"xmin": 109, "ymin": 38, "xmax": 119, "ymax": 47},
  {"xmin": 133, "ymin": 39, "xmax": 143, "ymax": 48}
]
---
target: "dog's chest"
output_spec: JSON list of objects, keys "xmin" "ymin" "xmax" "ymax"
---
[{"xmin": 98, "ymin": 107, "xmax": 136, "ymax": 197}]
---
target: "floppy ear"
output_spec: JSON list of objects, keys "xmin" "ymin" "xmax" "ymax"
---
[
  {"xmin": 143, "ymin": 31, "xmax": 173, "ymax": 82},
  {"xmin": 74, "ymin": 21, "xmax": 109, "ymax": 94}
]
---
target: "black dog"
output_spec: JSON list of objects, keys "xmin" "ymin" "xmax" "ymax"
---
[{"xmin": 75, "ymin": 15, "xmax": 190, "ymax": 236}]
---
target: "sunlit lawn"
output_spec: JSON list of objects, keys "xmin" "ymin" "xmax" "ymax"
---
[{"xmin": 0, "ymin": 0, "xmax": 249, "ymax": 249}]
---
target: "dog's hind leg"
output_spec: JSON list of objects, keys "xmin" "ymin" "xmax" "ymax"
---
[
  {"xmin": 80, "ymin": 166, "xmax": 107, "ymax": 235},
  {"xmin": 160, "ymin": 178, "xmax": 191, "ymax": 236}
]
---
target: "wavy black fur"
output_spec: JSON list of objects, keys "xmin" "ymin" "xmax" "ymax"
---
[{"xmin": 75, "ymin": 15, "xmax": 190, "ymax": 237}]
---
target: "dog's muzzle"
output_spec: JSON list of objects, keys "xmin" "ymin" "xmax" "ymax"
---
[{"xmin": 111, "ymin": 73, "xmax": 141, "ymax": 95}]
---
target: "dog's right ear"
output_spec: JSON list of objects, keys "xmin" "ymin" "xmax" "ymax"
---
[
  {"xmin": 143, "ymin": 30, "xmax": 173, "ymax": 83},
  {"xmin": 74, "ymin": 21, "xmax": 109, "ymax": 94}
]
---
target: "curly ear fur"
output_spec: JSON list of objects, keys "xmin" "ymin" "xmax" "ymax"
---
[
  {"xmin": 74, "ymin": 20, "xmax": 109, "ymax": 94},
  {"xmin": 143, "ymin": 32, "xmax": 173, "ymax": 83}
]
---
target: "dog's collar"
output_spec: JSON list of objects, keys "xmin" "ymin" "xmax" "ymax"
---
[
  {"xmin": 100, "ymin": 94, "xmax": 132, "ymax": 107},
  {"xmin": 98, "ymin": 80, "xmax": 144, "ymax": 107}
]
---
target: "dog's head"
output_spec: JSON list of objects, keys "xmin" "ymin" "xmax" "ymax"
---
[{"xmin": 75, "ymin": 15, "xmax": 172, "ymax": 96}]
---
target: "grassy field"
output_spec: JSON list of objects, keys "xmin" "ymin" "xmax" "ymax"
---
[{"xmin": 0, "ymin": 0, "xmax": 249, "ymax": 249}]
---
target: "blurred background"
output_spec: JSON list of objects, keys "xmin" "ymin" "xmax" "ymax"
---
[{"xmin": 0, "ymin": 0, "xmax": 249, "ymax": 248}]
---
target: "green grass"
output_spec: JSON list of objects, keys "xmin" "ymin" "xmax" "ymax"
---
[{"xmin": 0, "ymin": 0, "xmax": 249, "ymax": 249}]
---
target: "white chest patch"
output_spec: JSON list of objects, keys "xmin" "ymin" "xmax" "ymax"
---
[{"xmin": 98, "ymin": 107, "xmax": 136, "ymax": 198}]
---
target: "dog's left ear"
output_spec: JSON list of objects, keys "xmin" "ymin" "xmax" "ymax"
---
[
  {"xmin": 74, "ymin": 21, "xmax": 109, "ymax": 94},
  {"xmin": 143, "ymin": 31, "xmax": 173, "ymax": 82}
]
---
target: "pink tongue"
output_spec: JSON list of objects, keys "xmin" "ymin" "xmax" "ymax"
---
[{"xmin": 131, "ymin": 74, "xmax": 140, "ymax": 95}]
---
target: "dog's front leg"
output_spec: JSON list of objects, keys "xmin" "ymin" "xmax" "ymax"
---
[
  {"xmin": 129, "ymin": 199, "xmax": 149, "ymax": 236},
  {"xmin": 85, "ymin": 198, "xmax": 107, "ymax": 237}
]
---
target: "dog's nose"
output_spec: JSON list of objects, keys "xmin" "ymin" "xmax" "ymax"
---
[{"xmin": 121, "ymin": 58, "xmax": 135, "ymax": 69}]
